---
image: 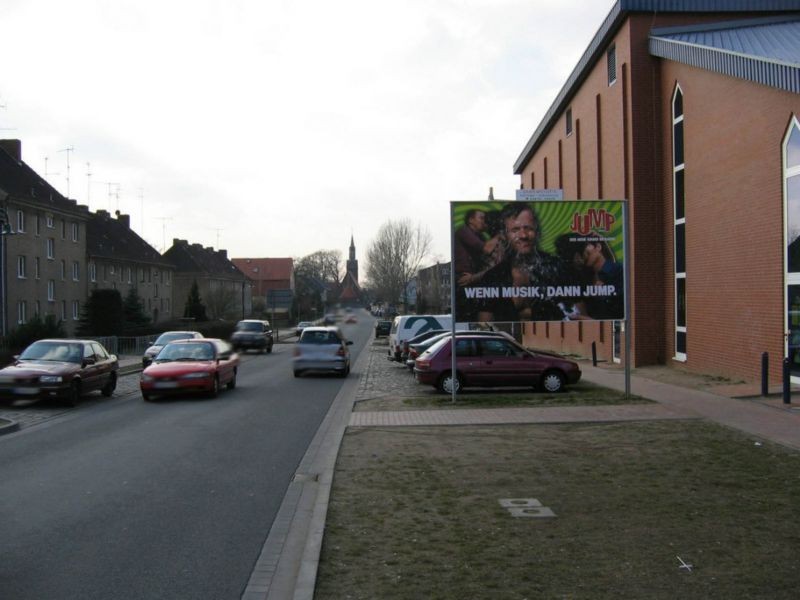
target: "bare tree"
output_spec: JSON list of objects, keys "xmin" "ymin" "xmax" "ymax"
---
[
  {"xmin": 366, "ymin": 219, "xmax": 432, "ymax": 308},
  {"xmin": 293, "ymin": 250, "xmax": 342, "ymax": 319}
]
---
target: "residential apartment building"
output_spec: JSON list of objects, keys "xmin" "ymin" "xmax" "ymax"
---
[
  {"xmin": 513, "ymin": 1, "xmax": 800, "ymax": 383},
  {"xmin": 417, "ymin": 262, "xmax": 452, "ymax": 314},
  {"xmin": 165, "ymin": 239, "xmax": 251, "ymax": 321},
  {"xmin": 87, "ymin": 210, "xmax": 176, "ymax": 324},
  {"xmin": 0, "ymin": 140, "xmax": 89, "ymax": 336}
]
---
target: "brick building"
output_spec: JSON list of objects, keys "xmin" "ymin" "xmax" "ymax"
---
[{"xmin": 513, "ymin": 1, "xmax": 800, "ymax": 383}]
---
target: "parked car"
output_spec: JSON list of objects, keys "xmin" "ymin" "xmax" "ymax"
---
[
  {"xmin": 142, "ymin": 330, "xmax": 203, "ymax": 367},
  {"xmin": 413, "ymin": 334, "xmax": 581, "ymax": 394},
  {"xmin": 388, "ymin": 314, "xmax": 468, "ymax": 362},
  {"xmin": 140, "ymin": 338, "xmax": 239, "ymax": 401},
  {"xmin": 230, "ymin": 319, "xmax": 273, "ymax": 353},
  {"xmin": 293, "ymin": 326, "xmax": 353, "ymax": 378},
  {"xmin": 405, "ymin": 330, "xmax": 516, "ymax": 370},
  {"xmin": 0, "ymin": 339, "xmax": 118, "ymax": 405},
  {"xmin": 375, "ymin": 320, "xmax": 392, "ymax": 338},
  {"xmin": 295, "ymin": 321, "xmax": 313, "ymax": 337}
]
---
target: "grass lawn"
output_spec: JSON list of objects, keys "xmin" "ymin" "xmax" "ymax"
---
[{"xmin": 315, "ymin": 420, "xmax": 800, "ymax": 599}]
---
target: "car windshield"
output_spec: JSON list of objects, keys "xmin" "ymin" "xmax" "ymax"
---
[
  {"xmin": 19, "ymin": 341, "xmax": 83, "ymax": 363},
  {"xmin": 300, "ymin": 331, "xmax": 341, "ymax": 345},
  {"xmin": 236, "ymin": 322, "xmax": 263, "ymax": 332},
  {"xmin": 156, "ymin": 342, "xmax": 214, "ymax": 362},
  {"xmin": 154, "ymin": 332, "xmax": 195, "ymax": 345}
]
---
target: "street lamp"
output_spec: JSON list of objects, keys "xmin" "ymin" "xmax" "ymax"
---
[{"xmin": 0, "ymin": 204, "xmax": 17, "ymax": 337}]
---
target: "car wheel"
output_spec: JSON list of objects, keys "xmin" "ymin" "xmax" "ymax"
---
[
  {"xmin": 101, "ymin": 373, "xmax": 117, "ymax": 397},
  {"xmin": 293, "ymin": 370, "xmax": 302, "ymax": 378},
  {"xmin": 437, "ymin": 371, "xmax": 462, "ymax": 394},
  {"xmin": 67, "ymin": 380, "xmax": 81, "ymax": 406},
  {"xmin": 541, "ymin": 370, "xmax": 565, "ymax": 393},
  {"xmin": 227, "ymin": 369, "xmax": 237, "ymax": 390},
  {"xmin": 210, "ymin": 376, "xmax": 220, "ymax": 398}
]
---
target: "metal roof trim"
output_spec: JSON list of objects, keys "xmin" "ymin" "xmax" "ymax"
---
[{"xmin": 649, "ymin": 35, "xmax": 800, "ymax": 93}]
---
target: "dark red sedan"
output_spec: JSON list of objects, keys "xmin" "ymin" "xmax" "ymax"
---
[
  {"xmin": 0, "ymin": 339, "xmax": 118, "ymax": 405},
  {"xmin": 413, "ymin": 334, "xmax": 581, "ymax": 394},
  {"xmin": 140, "ymin": 338, "xmax": 239, "ymax": 401}
]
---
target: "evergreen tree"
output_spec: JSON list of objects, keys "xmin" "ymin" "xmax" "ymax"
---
[
  {"xmin": 184, "ymin": 280, "xmax": 208, "ymax": 322},
  {"xmin": 123, "ymin": 287, "xmax": 151, "ymax": 331},
  {"xmin": 77, "ymin": 289, "xmax": 124, "ymax": 336}
]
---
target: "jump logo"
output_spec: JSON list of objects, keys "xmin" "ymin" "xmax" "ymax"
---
[{"xmin": 570, "ymin": 208, "xmax": 616, "ymax": 236}]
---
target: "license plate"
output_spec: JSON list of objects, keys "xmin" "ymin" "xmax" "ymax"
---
[
  {"xmin": 13, "ymin": 387, "xmax": 39, "ymax": 395},
  {"xmin": 154, "ymin": 381, "xmax": 179, "ymax": 389}
]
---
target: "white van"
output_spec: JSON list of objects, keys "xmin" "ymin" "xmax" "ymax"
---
[{"xmin": 387, "ymin": 314, "xmax": 467, "ymax": 362}]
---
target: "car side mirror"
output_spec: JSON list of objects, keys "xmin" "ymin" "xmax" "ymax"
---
[{"xmin": 82, "ymin": 357, "xmax": 96, "ymax": 367}]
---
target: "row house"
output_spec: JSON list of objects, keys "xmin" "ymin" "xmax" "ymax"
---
[
  {"xmin": 513, "ymin": 1, "xmax": 800, "ymax": 383},
  {"xmin": 0, "ymin": 140, "xmax": 89, "ymax": 336},
  {"xmin": 87, "ymin": 210, "xmax": 175, "ymax": 324},
  {"xmin": 164, "ymin": 239, "xmax": 251, "ymax": 321}
]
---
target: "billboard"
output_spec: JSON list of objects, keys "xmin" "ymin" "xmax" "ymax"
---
[{"xmin": 452, "ymin": 200, "xmax": 626, "ymax": 323}]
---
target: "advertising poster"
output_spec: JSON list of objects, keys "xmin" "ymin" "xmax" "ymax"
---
[{"xmin": 452, "ymin": 200, "xmax": 626, "ymax": 323}]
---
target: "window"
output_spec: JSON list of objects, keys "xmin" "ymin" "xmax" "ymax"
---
[
  {"xmin": 17, "ymin": 301, "xmax": 26, "ymax": 325},
  {"xmin": 126, "ymin": 267, "xmax": 132, "ymax": 284},
  {"xmin": 784, "ymin": 116, "xmax": 800, "ymax": 379},
  {"xmin": 60, "ymin": 220, "xmax": 66, "ymax": 239},
  {"xmin": 71, "ymin": 222, "xmax": 79, "ymax": 242},
  {"xmin": 89, "ymin": 262, "xmax": 97, "ymax": 282},
  {"xmin": 672, "ymin": 85, "xmax": 686, "ymax": 361},
  {"xmin": 607, "ymin": 44, "xmax": 617, "ymax": 86},
  {"xmin": 72, "ymin": 300, "xmax": 80, "ymax": 320},
  {"xmin": 17, "ymin": 255, "xmax": 26, "ymax": 279},
  {"xmin": 60, "ymin": 260, "xmax": 66, "ymax": 281},
  {"xmin": 16, "ymin": 210, "xmax": 25, "ymax": 233},
  {"xmin": 47, "ymin": 280, "xmax": 55, "ymax": 302},
  {"xmin": 154, "ymin": 283, "xmax": 159, "ymax": 298},
  {"xmin": 46, "ymin": 214, "xmax": 54, "ymax": 228},
  {"xmin": 61, "ymin": 300, "xmax": 66, "ymax": 320},
  {"xmin": 34, "ymin": 257, "xmax": 40, "ymax": 279},
  {"xmin": 34, "ymin": 300, "xmax": 40, "ymax": 317},
  {"xmin": 72, "ymin": 261, "xmax": 80, "ymax": 281},
  {"xmin": 46, "ymin": 238, "xmax": 54, "ymax": 259},
  {"xmin": 566, "ymin": 107, "xmax": 573, "ymax": 136},
  {"xmin": 35, "ymin": 215, "xmax": 40, "ymax": 236}
]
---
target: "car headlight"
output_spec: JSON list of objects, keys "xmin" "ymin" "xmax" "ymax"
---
[
  {"xmin": 39, "ymin": 375, "xmax": 63, "ymax": 383},
  {"xmin": 180, "ymin": 372, "xmax": 211, "ymax": 380}
]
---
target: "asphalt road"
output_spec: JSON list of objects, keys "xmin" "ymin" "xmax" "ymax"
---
[{"xmin": 0, "ymin": 313, "xmax": 373, "ymax": 600}]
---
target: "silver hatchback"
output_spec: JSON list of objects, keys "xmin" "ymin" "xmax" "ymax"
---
[{"xmin": 293, "ymin": 326, "xmax": 352, "ymax": 378}]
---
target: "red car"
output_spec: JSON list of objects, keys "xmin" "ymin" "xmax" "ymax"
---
[
  {"xmin": 413, "ymin": 334, "xmax": 581, "ymax": 394},
  {"xmin": 140, "ymin": 338, "xmax": 239, "ymax": 401}
]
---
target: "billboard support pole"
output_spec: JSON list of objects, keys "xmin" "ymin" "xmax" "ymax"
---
[
  {"xmin": 623, "ymin": 201, "xmax": 632, "ymax": 399},
  {"xmin": 450, "ymin": 209, "xmax": 457, "ymax": 404}
]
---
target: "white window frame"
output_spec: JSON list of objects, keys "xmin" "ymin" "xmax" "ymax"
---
[
  {"xmin": 34, "ymin": 257, "xmax": 40, "ymax": 280},
  {"xmin": 72, "ymin": 222, "xmax": 79, "ymax": 242},
  {"xmin": 46, "ymin": 214, "xmax": 54, "ymax": 228},
  {"xmin": 17, "ymin": 300, "xmax": 27, "ymax": 325},
  {"xmin": 17, "ymin": 255, "xmax": 26, "ymax": 279},
  {"xmin": 16, "ymin": 210, "xmax": 25, "ymax": 233},
  {"xmin": 72, "ymin": 261, "xmax": 80, "ymax": 281},
  {"xmin": 89, "ymin": 262, "xmax": 97, "ymax": 283},
  {"xmin": 72, "ymin": 300, "xmax": 80, "ymax": 320},
  {"xmin": 47, "ymin": 280, "xmax": 55, "ymax": 302},
  {"xmin": 784, "ymin": 115, "xmax": 800, "ymax": 380},
  {"xmin": 46, "ymin": 238, "xmax": 54, "ymax": 260}
]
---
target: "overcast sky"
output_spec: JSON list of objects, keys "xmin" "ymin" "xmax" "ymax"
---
[{"xmin": 1, "ymin": 0, "xmax": 612, "ymax": 269}]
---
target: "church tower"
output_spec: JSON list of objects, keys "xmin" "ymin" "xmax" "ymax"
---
[{"xmin": 346, "ymin": 234, "xmax": 358, "ymax": 283}]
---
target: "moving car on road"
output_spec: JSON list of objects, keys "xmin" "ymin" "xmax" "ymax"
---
[
  {"xmin": 293, "ymin": 326, "xmax": 352, "ymax": 378},
  {"xmin": 140, "ymin": 338, "xmax": 239, "ymax": 401},
  {"xmin": 0, "ymin": 339, "xmax": 118, "ymax": 404},
  {"xmin": 142, "ymin": 330, "xmax": 203, "ymax": 367},
  {"xmin": 230, "ymin": 319, "xmax": 273, "ymax": 353},
  {"xmin": 413, "ymin": 334, "xmax": 581, "ymax": 394},
  {"xmin": 295, "ymin": 321, "xmax": 313, "ymax": 337}
]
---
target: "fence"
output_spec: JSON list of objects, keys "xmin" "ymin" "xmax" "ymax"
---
[{"xmin": 82, "ymin": 336, "xmax": 153, "ymax": 357}]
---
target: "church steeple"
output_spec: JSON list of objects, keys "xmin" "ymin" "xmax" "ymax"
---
[{"xmin": 346, "ymin": 234, "xmax": 358, "ymax": 283}]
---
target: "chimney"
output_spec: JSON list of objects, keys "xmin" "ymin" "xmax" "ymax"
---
[
  {"xmin": 116, "ymin": 212, "xmax": 130, "ymax": 228},
  {"xmin": 218, "ymin": 249, "xmax": 227, "ymax": 259},
  {"xmin": 96, "ymin": 209, "xmax": 109, "ymax": 218},
  {"xmin": 0, "ymin": 139, "xmax": 22, "ymax": 161}
]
